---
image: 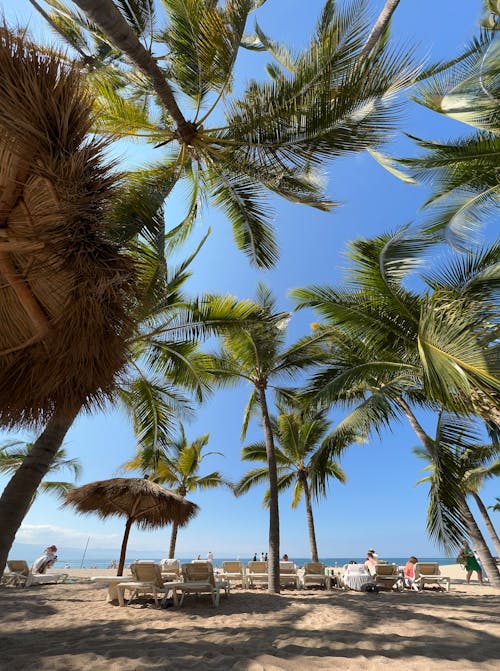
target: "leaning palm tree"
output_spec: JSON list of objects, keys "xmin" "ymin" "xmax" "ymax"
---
[
  {"xmin": 207, "ymin": 284, "xmax": 326, "ymax": 592},
  {"xmin": 0, "ymin": 440, "xmax": 81, "ymax": 504},
  {"xmin": 414, "ymin": 423, "xmax": 500, "ymax": 558},
  {"xmin": 234, "ymin": 407, "xmax": 346, "ymax": 562},
  {"xmin": 413, "ymin": 412, "xmax": 500, "ymax": 579},
  {"xmin": 0, "ymin": 29, "xmax": 135, "ymax": 576},
  {"xmin": 121, "ymin": 424, "xmax": 227, "ymax": 557},
  {"xmin": 291, "ymin": 229, "xmax": 500, "ymax": 585},
  {"xmin": 36, "ymin": 0, "xmax": 417, "ymax": 267}
]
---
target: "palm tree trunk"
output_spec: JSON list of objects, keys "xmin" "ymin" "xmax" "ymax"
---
[
  {"xmin": 360, "ymin": 0, "xmax": 401, "ymax": 60},
  {"xmin": 256, "ymin": 385, "xmax": 280, "ymax": 594},
  {"xmin": 0, "ymin": 407, "xmax": 79, "ymax": 576},
  {"xmin": 71, "ymin": 0, "xmax": 191, "ymax": 138},
  {"xmin": 169, "ymin": 521, "xmax": 179, "ymax": 559},
  {"xmin": 301, "ymin": 475, "xmax": 319, "ymax": 562},
  {"xmin": 397, "ymin": 398, "xmax": 436, "ymax": 454},
  {"xmin": 461, "ymin": 497, "xmax": 500, "ymax": 587},
  {"xmin": 118, "ymin": 517, "xmax": 133, "ymax": 576},
  {"xmin": 471, "ymin": 491, "xmax": 500, "ymax": 558}
]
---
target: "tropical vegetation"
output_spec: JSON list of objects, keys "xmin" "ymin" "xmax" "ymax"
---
[
  {"xmin": 234, "ymin": 406, "xmax": 346, "ymax": 562},
  {"xmin": 121, "ymin": 424, "xmax": 228, "ymax": 558}
]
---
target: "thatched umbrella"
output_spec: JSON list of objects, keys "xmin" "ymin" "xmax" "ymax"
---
[
  {"xmin": 0, "ymin": 28, "xmax": 135, "ymax": 427},
  {"xmin": 64, "ymin": 478, "xmax": 199, "ymax": 575}
]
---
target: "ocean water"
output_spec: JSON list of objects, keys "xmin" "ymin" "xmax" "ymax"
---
[{"xmin": 44, "ymin": 556, "xmax": 454, "ymax": 570}]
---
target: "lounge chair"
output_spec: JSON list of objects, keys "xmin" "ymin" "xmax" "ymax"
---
[
  {"xmin": 172, "ymin": 562, "xmax": 229, "ymax": 607},
  {"xmin": 117, "ymin": 561, "xmax": 168, "ymax": 607},
  {"xmin": 159, "ymin": 558, "xmax": 181, "ymax": 582},
  {"xmin": 219, "ymin": 561, "xmax": 247, "ymax": 588},
  {"xmin": 374, "ymin": 563, "xmax": 402, "ymax": 590},
  {"xmin": 302, "ymin": 562, "xmax": 329, "ymax": 589},
  {"xmin": 4, "ymin": 560, "xmax": 67, "ymax": 587},
  {"xmin": 278, "ymin": 561, "xmax": 300, "ymax": 588},
  {"xmin": 413, "ymin": 562, "xmax": 451, "ymax": 592},
  {"xmin": 246, "ymin": 560, "xmax": 269, "ymax": 588}
]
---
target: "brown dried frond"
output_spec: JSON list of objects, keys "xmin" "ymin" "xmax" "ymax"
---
[
  {"xmin": 64, "ymin": 478, "xmax": 199, "ymax": 529},
  {"xmin": 0, "ymin": 28, "xmax": 135, "ymax": 427}
]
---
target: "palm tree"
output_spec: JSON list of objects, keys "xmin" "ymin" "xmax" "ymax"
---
[
  {"xmin": 0, "ymin": 440, "xmax": 81, "ymax": 504},
  {"xmin": 234, "ymin": 407, "xmax": 346, "ymax": 562},
  {"xmin": 207, "ymin": 284, "xmax": 326, "ymax": 592},
  {"xmin": 35, "ymin": 0, "xmax": 417, "ymax": 268},
  {"xmin": 414, "ymin": 424, "xmax": 500, "ymax": 558},
  {"xmin": 397, "ymin": 24, "xmax": 499, "ymax": 247},
  {"xmin": 121, "ymin": 424, "xmax": 227, "ymax": 557},
  {"xmin": 413, "ymin": 412, "xmax": 500, "ymax": 579},
  {"xmin": 291, "ymin": 229, "xmax": 500, "ymax": 585}
]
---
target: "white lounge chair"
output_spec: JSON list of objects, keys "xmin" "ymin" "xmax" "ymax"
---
[
  {"xmin": 302, "ymin": 562, "xmax": 329, "ymax": 589},
  {"xmin": 246, "ymin": 560, "xmax": 269, "ymax": 588},
  {"xmin": 171, "ymin": 562, "xmax": 228, "ymax": 607},
  {"xmin": 117, "ymin": 561, "xmax": 168, "ymax": 607},
  {"xmin": 279, "ymin": 561, "xmax": 300, "ymax": 588},
  {"xmin": 219, "ymin": 561, "xmax": 247, "ymax": 588},
  {"xmin": 159, "ymin": 558, "xmax": 181, "ymax": 582},
  {"xmin": 374, "ymin": 563, "xmax": 402, "ymax": 590},
  {"xmin": 413, "ymin": 562, "xmax": 451, "ymax": 592},
  {"xmin": 4, "ymin": 560, "xmax": 67, "ymax": 587}
]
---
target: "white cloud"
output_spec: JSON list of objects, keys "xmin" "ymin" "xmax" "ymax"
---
[{"xmin": 16, "ymin": 523, "xmax": 121, "ymax": 547}]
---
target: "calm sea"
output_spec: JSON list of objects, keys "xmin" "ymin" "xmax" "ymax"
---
[{"xmin": 41, "ymin": 556, "xmax": 454, "ymax": 569}]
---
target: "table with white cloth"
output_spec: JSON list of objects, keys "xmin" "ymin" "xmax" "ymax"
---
[{"xmin": 342, "ymin": 565, "xmax": 375, "ymax": 591}]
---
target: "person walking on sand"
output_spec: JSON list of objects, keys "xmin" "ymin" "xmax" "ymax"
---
[{"xmin": 457, "ymin": 540, "xmax": 484, "ymax": 584}]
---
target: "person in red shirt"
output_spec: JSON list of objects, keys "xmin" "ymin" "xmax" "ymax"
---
[{"xmin": 403, "ymin": 556, "xmax": 418, "ymax": 588}]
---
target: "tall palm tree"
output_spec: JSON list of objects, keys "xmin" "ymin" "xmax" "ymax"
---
[
  {"xmin": 234, "ymin": 407, "xmax": 346, "ymax": 562},
  {"xmin": 35, "ymin": 0, "xmax": 417, "ymax": 268},
  {"xmin": 121, "ymin": 424, "xmax": 227, "ymax": 557},
  {"xmin": 207, "ymin": 284, "xmax": 326, "ymax": 592},
  {"xmin": 0, "ymin": 440, "xmax": 81, "ymax": 504},
  {"xmin": 291, "ymin": 229, "xmax": 500, "ymax": 585},
  {"xmin": 413, "ymin": 412, "xmax": 500, "ymax": 579}
]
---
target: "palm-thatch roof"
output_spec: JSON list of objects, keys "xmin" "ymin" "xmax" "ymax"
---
[
  {"xmin": 64, "ymin": 477, "xmax": 198, "ymax": 529},
  {"xmin": 0, "ymin": 28, "xmax": 135, "ymax": 427}
]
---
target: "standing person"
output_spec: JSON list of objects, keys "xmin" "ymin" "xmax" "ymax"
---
[
  {"xmin": 282, "ymin": 553, "xmax": 289, "ymax": 561},
  {"xmin": 457, "ymin": 540, "xmax": 484, "ymax": 585},
  {"xmin": 261, "ymin": 552, "xmax": 265, "ymax": 561},
  {"xmin": 32, "ymin": 545, "xmax": 58, "ymax": 574},
  {"xmin": 264, "ymin": 552, "xmax": 268, "ymax": 562},
  {"xmin": 206, "ymin": 551, "xmax": 214, "ymax": 564},
  {"xmin": 364, "ymin": 550, "xmax": 378, "ymax": 576},
  {"xmin": 252, "ymin": 553, "xmax": 257, "ymax": 561}
]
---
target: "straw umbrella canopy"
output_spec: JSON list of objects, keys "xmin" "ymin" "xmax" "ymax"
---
[
  {"xmin": 64, "ymin": 477, "xmax": 199, "ymax": 574},
  {"xmin": 0, "ymin": 28, "xmax": 135, "ymax": 427}
]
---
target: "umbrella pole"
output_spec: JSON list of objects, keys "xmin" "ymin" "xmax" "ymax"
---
[{"xmin": 118, "ymin": 517, "xmax": 133, "ymax": 576}]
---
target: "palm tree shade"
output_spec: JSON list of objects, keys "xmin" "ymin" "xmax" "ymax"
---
[{"xmin": 64, "ymin": 477, "xmax": 198, "ymax": 575}]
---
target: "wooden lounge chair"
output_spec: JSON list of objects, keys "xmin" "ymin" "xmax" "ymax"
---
[
  {"xmin": 246, "ymin": 561, "xmax": 269, "ymax": 588},
  {"xmin": 172, "ymin": 562, "xmax": 229, "ymax": 607},
  {"xmin": 279, "ymin": 561, "xmax": 300, "ymax": 588},
  {"xmin": 4, "ymin": 560, "xmax": 67, "ymax": 587},
  {"xmin": 413, "ymin": 562, "xmax": 451, "ymax": 592},
  {"xmin": 219, "ymin": 561, "xmax": 247, "ymax": 588},
  {"xmin": 117, "ymin": 561, "xmax": 168, "ymax": 607},
  {"xmin": 302, "ymin": 562, "xmax": 329, "ymax": 589},
  {"xmin": 374, "ymin": 563, "xmax": 402, "ymax": 591}
]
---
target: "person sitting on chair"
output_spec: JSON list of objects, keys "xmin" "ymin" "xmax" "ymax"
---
[
  {"xmin": 32, "ymin": 545, "xmax": 58, "ymax": 574},
  {"xmin": 403, "ymin": 556, "xmax": 418, "ymax": 588}
]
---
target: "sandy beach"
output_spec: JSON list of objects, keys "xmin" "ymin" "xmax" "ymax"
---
[{"xmin": 1, "ymin": 564, "xmax": 499, "ymax": 670}]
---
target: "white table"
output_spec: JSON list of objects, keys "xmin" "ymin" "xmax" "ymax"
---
[{"xmin": 90, "ymin": 575, "xmax": 133, "ymax": 602}]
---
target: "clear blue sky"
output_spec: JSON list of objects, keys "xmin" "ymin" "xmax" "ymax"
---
[{"xmin": 2, "ymin": 0, "xmax": 498, "ymax": 562}]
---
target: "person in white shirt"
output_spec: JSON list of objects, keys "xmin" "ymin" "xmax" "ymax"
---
[
  {"xmin": 32, "ymin": 545, "xmax": 58, "ymax": 574},
  {"xmin": 206, "ymin": 551, "xmax": 214, "ymax": 563}
]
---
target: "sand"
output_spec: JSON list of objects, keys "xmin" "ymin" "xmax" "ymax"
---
[{"xmin": 1, "ymin": 564, "xmax": 499, "ymax": 671}]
